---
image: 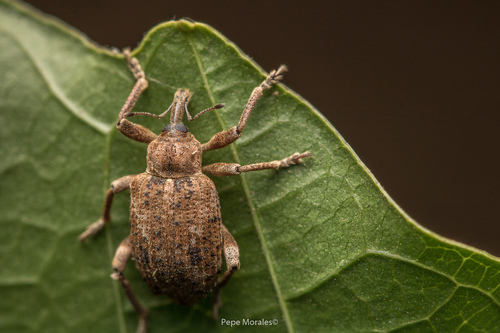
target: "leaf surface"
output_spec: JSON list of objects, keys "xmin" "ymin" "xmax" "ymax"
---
[{"xmin": 1, "ymin": 1, "xmax": 500, "ymax": 332}]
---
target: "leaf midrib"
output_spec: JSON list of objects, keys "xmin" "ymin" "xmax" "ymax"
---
[
  {"xmin": 186, "ymin": 30, "xmax": 294, "ymax": 332},
  {"xmin": 2, "ymin": 28, "xmax": 110, "ymax": 135}
]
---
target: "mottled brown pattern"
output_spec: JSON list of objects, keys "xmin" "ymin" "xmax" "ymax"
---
[
  {"xmin": 130, "ymin": 173, "xmax": 222, "ymax": 304},
  {"xmin": 78, "ymin": 49, "xmax": 310, "ymax": 333}
]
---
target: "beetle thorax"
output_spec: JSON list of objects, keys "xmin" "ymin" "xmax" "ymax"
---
[{"xmin": 146, "ymin": 133, "xmax": 202, "ymax": 178}]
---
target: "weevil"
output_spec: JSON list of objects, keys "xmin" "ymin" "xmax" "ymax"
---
[{"xmin": 79, "ymin": 49, "xmax": 311, "ymax": 333}]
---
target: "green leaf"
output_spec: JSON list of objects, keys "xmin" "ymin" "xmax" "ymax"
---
[{"xmin": 1, "ymin": 1, "xmax": 500, "ymax": 332}]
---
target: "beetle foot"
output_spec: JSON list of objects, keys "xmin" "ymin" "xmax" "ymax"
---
[
  {"xmin": 123, "ymin": 48, "xmax": 147, "ymax": 82},
  {"xmin": 78, "ymin": 218, "xmax": 106, "ymax": 242},
  {"xmin": 280, "ymin": 151, "xmax": 311, "ymax": 167},
  {"xmin": 261, "ymin": 65, "xmax": 288, "ymax": 90}
]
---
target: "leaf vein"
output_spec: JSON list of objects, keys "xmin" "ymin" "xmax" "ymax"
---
[
  {"xmin": 287, "ymin": 250, "xmax": 500, "ymax": 309},
  {"xmin": 2, "ymin": 29, "xmax": 111, "ymax": 135},
  {"xmin": 185, "ymin": 33, "xmax": 295, "ymax": 332}
]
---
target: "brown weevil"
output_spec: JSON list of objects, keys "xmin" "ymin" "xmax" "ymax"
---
[{"xmin": 79, "ymin": 48, "xmax": 311, "ymax": 333}]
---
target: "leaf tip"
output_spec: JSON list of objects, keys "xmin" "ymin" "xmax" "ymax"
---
[{"xmin": 175, "ymin": 18, "xmax": 197, "ymax": 32}]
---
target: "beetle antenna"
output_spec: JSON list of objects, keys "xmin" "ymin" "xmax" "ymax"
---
[
  {"xmin": 124, "ymin": 103, "xmax": 173, "ymax": 119},
  {"xmin": 186, "ymin": 103, "xmax": 225, "ymax": 122}
]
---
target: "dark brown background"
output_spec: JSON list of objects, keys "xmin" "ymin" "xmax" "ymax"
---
[{"xmin": 21, "ymin": 0, "xmax": 500, "ymax": 256}]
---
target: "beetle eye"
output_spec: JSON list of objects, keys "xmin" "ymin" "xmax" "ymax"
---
[
  {"xmin": 162, "ymin": 124, "xmax": 172, "ymax": 132},
  {"xmin": 174, "ymin": 123, "xmax": 189, "ymax": 132}
]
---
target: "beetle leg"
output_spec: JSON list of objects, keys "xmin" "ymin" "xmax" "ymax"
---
[
  {"xmin": 112, "ymin": 236, "xmax": 149, "ymax": 333},
  {"xmin": 212, "ymin": 224, "xmax": 240, "ymax": 319},
  {"xmin": 201, "ymin": 65, "xmax": 287, "ymax": 152},
  {"xmin": 78, "ymin": 175, "xmax": 136, "ymax": 242},
  {"xmin": 116, "ymin": 49, "xmax": 158, "ymax": 144},
  {"xmin": 202, "ymin": 151, "xmax": 311, "ymax": 177}
]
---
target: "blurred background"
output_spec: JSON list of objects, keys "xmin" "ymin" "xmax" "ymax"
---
[{"xmin": 21, "ymin": 0, "xmax": 500, "ymax": 256}]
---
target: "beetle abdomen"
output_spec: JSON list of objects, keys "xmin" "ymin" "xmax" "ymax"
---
[{"xmin": 129, "ymin": 173, "xmax": 222, "ymax": 304}]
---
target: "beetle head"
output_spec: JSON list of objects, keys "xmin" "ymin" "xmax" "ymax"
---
[
  {"xmin": 160, "ymin": 88, "xmax": 225, "ymax": 137},
  {"xmin": 161, "ymin": 89, "xmax": 192, "ymax": 136}
]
